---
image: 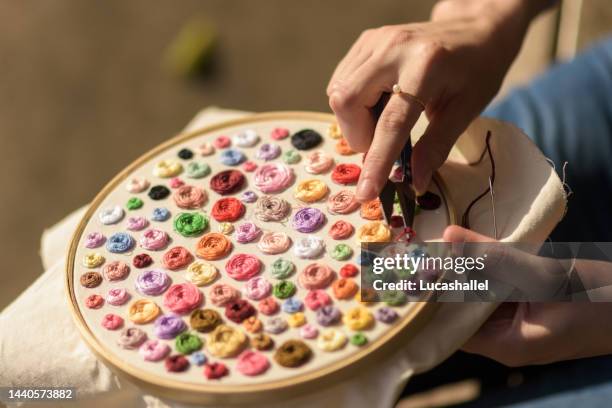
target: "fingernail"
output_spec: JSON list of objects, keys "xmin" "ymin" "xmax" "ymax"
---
[{"xmin": 356, "ymin": 178, "xmax": 378, "ymax": 202}]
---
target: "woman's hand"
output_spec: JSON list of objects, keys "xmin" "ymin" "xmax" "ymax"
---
[
  {"xmin": 327, "ymin": 0, "xmax": 551, "ymax": 201},
  {"xmin": 444, "ymin": 226, "xmax": 612, "ymax": 367},
  {"xmin": 463, "ymin": 301, "xmax": 612, "ymax": 366}
]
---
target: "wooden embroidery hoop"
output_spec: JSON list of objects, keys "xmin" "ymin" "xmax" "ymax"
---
[{"xmin": 65, "ymin": 111, "xmax": 457, "ymax": 405}]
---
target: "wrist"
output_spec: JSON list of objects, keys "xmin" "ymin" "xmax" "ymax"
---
[
  {"xmin": 432, "ymin": 0, "xmax": 547, "ymax": 30},
  {"xmin": 475, "ymin": 0, "xmax": 541, "ymax": 63},
  {"xmin": 438, "ymin": 0, "xmax": 551, "ymax": 20},
  {"xmin": 431, "ymin": 0, "xmax": 537, "ymax": 48},
  {"xmin": 490, "ymin": 0, "xmax": 549, "ymax": 19},
  {"xmin": 487, "ymin": 1, "xmax": 531, "ymax": 53},
  {"xmin": 485, "ymin": 0, "xmax": 547, "ymax": 30}
]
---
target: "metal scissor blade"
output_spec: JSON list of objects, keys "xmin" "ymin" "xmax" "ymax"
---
[
  {"xmin": 379, "ymin": 178, "xmax": 397, "ymax": 225},
  {"xmin": 395, "ymin": 177, "xmax": 416, "ymax": 228}
]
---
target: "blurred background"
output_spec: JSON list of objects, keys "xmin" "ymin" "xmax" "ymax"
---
[{"xmin": 0, "ymin": 0, "xmax": 610, "ymax": 406}]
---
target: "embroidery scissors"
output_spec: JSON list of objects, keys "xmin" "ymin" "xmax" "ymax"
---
[
  {"xmin": 378, "ymin": 140, "xmax": 416, "ymax": 229},
  {"xmin": 369, "ymin": 92, "xmax": 417, "ymax": 231}
]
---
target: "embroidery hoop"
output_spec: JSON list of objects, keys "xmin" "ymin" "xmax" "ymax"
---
[{"xmin": 65, "ymin": 111, "xmax": 457, "ymax": 404}]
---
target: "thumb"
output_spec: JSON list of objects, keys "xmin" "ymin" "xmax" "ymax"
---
[
  {"xmin": 444, "ymin": 226, "xmax": 571, "ymax": 301},
  {"xmin": 443, "ymin": 225, "xmax": 497, "ymax": 243}
]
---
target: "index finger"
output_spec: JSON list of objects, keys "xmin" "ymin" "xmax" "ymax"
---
[
  {"xmin": 355, "ymin": 93, "xmax": 423, "ymax": 202},
  {"xmin": 328, "ymin": 62, "xmax": 393, "ymax": 153}
]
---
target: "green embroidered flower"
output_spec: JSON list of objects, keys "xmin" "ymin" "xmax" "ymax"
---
[{"xmin": 126, "ymin": 197, "xmax": 143, "ymax": 210}]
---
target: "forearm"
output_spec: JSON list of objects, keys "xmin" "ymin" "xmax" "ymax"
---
[
  {"xmin": 432, "ymin": 0, "xmax": 556, "ymax": 23},
  {"xmin": 522, "ymin": 0, "xmax": 559, "ymax": 18},
  {"xmin": 431, "ymin": 0, "xmax": 556, "ymax": 44},
  {"xmin": 430, "ymin": 0, "xmax": 555, "ymax": 64}
]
